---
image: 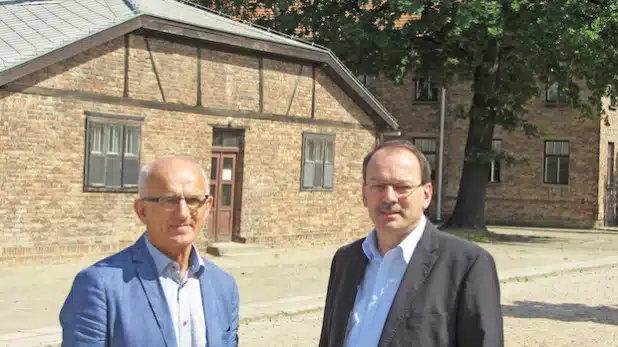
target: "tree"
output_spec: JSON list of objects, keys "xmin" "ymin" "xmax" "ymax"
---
[{"xmin": 195, "ymin": 0, "xmax": 618, "ymax": 231}]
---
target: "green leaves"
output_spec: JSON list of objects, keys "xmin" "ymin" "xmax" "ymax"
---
[{"xmin": 193, "ymin": 0, "xmax": 618, "ymax": 129}]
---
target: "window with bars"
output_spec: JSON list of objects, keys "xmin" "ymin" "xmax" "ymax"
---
[
  {"xmin": 85, "ymin": 114, "xmax": 142, "ymax": 192},
  {"xmin": 544, "ymin": 140, "xmax": 569, "ymax": 185},
  {"xmin": 489, "ymin": 139, "xmax": 502, "ymax": 183},
  {"xmin": 413, "ymin": 137, "xmax": 437, "ymax": 180},
  {"xmin": 414, "ymin": 79, "xmax": 439, "ymax": 102},
  {"xmin": 301, "ymin": 133, "xmax": 335, "ymax": 191}
]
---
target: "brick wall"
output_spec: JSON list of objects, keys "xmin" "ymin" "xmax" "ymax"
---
[
  {"xmin": 201, "ymin": 48, "xmax": 260, "ymax": 111},
  {"xmin": 0, "ymin": 32, "xmax": 379, "ymax": 261},
  {"xmin": 376, "ymin": 75, "xmax": 603, "ymax": 228},
  {"xmin": 238, "ymin": 120, "xmax": 374, "ymax": 245}
]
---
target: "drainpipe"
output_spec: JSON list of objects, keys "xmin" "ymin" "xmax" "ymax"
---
[{"xmin": 436, "ymin": 86, "xmax": 446, "ymax": 222}]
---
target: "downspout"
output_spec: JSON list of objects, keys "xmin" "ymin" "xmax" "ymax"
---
[{"xmin": 436, "ymin": 86, "xmax": 446, "ymax": 222}]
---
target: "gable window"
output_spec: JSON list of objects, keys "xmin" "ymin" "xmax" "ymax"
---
[
  {"xmin": 413, "ymin": 137, "xmax": 437, "ymax": 180},
  {"xmin": 357, "ymin": 74, "xmax": 377, "ymax": 95},
  {"xmin": 414, "ymin": 79, "xmax": 439, "ymax": 102},
  {"xmin": 84, "ymin": 113, "xmax": 142, "ymax": 192},
  {"xmin": 545, "ymin": 82, "xmax": 570, "ymax": 104},
  {"xmin": 489, "ymin": 139, "xmax": 502, "ymax": 183},
  {"xmin": 544, "ymin": 140, "xmax": 569, "ymax": 185},
  {"xmin": 301, "ymin": 133, "xmax": 335, "ymax": 190}
]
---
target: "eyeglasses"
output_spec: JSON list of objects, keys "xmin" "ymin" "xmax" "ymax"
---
[
  {"xmin": 365, "ymin": 182, "xmax": 425, "ymax": 198},
  {"xmin": 140, "ymin": 195, "xmax": 211, "ymax": 212}
]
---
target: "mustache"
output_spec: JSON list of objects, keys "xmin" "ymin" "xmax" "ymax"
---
[{"xmin": 376, "ymin": 202, "xmax": 403, "ymax": 213}]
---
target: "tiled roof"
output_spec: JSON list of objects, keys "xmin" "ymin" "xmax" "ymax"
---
[{"xmin": 0, "ymin": 0, "xmax": 323, "ymax": 73}]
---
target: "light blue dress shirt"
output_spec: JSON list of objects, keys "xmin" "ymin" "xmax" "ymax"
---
[
  {"xmin": 344, "ymin": 215, "xmax": 427, "ymax": 347},
  {"xmin": 145, "ymin": 235, "xmax": 207, "ymax": 347}
]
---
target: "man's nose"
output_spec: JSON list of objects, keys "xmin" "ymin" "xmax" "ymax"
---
[
  {"xmin": 382, "ymin": 185, "xmax": 399, "ymax": 201},
  {"xmin": 173, "ymin": 198, "xmax": 191, "ymax": 217}
]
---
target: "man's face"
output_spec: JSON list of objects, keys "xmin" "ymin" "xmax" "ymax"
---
[
  {"xmin": 362, "ymin": 146, "xmax": 432, "ymax": 235},
  {"xmin": 134, "ymin": 159, "xmax": 212, "ymax": 254}
]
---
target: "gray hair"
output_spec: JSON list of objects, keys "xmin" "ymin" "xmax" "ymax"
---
[{"xmin": 137, "ymin": 160, "xmax": 208, "ymax": 198}]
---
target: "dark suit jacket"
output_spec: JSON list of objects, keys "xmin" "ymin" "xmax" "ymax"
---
[{"xmin": 319, "ymin": 222, "xmax": 504, "ymax": 347}]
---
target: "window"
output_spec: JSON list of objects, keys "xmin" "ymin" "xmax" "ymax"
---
[
  {"xmin": 544, "ymin": 140, "xmax": 569, "ymax": 185},
  {"xmin": 489, "ymin": 139, "xmax": 502, "ymax": 183},
  {"xmin": 357, "ymin": 74, "xmax": 377, "ymax": 95},
  {"xmin": 545, "ymin": 82, "xmax": 570, "ymax": 104},
  {"xmin": 301, "ymin": 133, "xmax": 335, "ymax": 190},
  {"xmin": 85, "ymin": 114, "xmax": 142, "ymax": 192},
  {"xmin": 414, "ymin": 79, "xmax": 439, "ymax": 102},
  {"xmin": 413, "ymin": 137, "xmax": 437, "ymax": 180},
  {"xmin": 213, "ymin": 128, "xmax": 243, "ymax": 147}
]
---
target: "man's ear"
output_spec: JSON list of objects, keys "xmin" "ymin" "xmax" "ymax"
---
[
  {"xmin": 134, "ymin": 199, "xmax": 148, "ymax": 224},
  {"xmin": 422, "ymin": 182, "xmax": 433, "ymax": 210}
]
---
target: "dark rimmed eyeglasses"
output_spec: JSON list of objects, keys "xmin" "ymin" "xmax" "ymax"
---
[{"xmin": 140, "ymin": 195, "xmax": 211, "ymax": 212}]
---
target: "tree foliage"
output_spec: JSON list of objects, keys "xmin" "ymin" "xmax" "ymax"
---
[{"xmin": 195, "ymin": 0, "xmax": 618, "ymax": 229}]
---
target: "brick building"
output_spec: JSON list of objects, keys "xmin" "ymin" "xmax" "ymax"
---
[
  {"xmin": 0, "ymin": 0, "xmax": 399, "ymax": 262},
  {"xmin": 367, "ymin": 74, "xmax": 618, "ymax": 229}
]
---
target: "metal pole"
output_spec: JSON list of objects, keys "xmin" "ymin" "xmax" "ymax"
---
[{"xmin": 436, "ymin": 86, "xmax": 446, "ymax": 221}]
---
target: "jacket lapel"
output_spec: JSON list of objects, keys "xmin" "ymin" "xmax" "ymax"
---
[
  {"xmin": 378, "ymin": 223, "xmax": 440, "ymax": 347},
  {"xmin": 200, "ymin": 265, "xmax": 222, "ymax": 346},
  {"xmin": 331, "ymin": 240, "xmax": 368, "ymax": 347},
  {"xmin": 132, "ymin": 234, "xmax": 177, "ymax": 347}
]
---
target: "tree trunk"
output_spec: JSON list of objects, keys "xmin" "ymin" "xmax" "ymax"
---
[
  {"xmin": 443, "ymin": 102, "xmax": 495, "ymax": 231},
  {"xmin": 443, "ymin": 35, "xmax": 500, "ymax": 232}
]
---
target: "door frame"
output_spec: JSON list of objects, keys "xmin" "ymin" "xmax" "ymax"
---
[{"xmin": 209, "ymin": 146, "xmax": 239, "ymax": 242}]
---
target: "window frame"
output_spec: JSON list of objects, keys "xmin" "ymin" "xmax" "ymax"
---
[
  {"xmin": 413, "ymin": 137, "xmax": 437, "ymax": 181},
  {"xmin": 489, "ymin": 139, "xmax": 503, "ymax": 183},
  {"xmin": 300, "ymin": 132, "xmax": 336, "ymax": 192},
  {"xmin": 543, "ymin": 140, "xmax": 570, "ymax": 185},
  {"xmin": 414, "ymin": 78, "xmax": 440, "ymax": 103},
  {"xmin": 83, "ymin": 112, "xmax": 143, "ymax": 193},
  {"xmin": 545, "ymin": 81, "xmax": 571, "ymax": 105}
]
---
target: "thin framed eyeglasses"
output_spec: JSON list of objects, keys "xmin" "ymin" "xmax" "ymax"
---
[
  {"xmin": 140, "ymin": 195, "xmax": 211, "ymax": 212},
  {"xmin": 365, "ymin": 182, "xmax": 425, "ymax": 198}
]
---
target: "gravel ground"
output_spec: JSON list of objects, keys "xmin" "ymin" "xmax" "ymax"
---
[{"xmin": 240, "ymin": 266, "xmax": 618, "ymax": 347}]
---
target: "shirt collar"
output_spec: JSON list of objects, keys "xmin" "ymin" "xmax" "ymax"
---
[
  {"xmin": 144, "ymin": 233, "xmax": 205, "ymax": 276},
  {"xmin": 362, "ymin": 215, "xmax": 427, "ymax": 264}
]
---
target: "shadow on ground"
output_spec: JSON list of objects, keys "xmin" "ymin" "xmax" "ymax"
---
[
  {"xmin": 502, "ymin": 301, "xmax": 618, "ymax": 326},
  {"xmin": 439, "ymin": 229, "xmax": 558, "ymax": 244}
]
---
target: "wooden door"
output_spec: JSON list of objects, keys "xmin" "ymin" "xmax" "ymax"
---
[{"xmin": 208, "ymin": 150, "xmax": 237, "ymax": 242}]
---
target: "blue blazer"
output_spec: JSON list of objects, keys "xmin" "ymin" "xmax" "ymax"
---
[{"xmin": 60, "ymin": 234, "xmax": 239, "ymax": 347}]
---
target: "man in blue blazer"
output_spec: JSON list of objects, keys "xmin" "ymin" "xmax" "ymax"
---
[{"xmin": 60, "ymin": 156, "xmax": 239, "ymax": 347}]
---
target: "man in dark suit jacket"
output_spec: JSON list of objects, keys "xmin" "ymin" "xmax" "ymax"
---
[
  {"xmin": 60, "ymin": 157, "xmax": 239, "ymax": 347},
  {"xmin": 319, "ymin": 140, "xmax": 503, "ymax": 347}
]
